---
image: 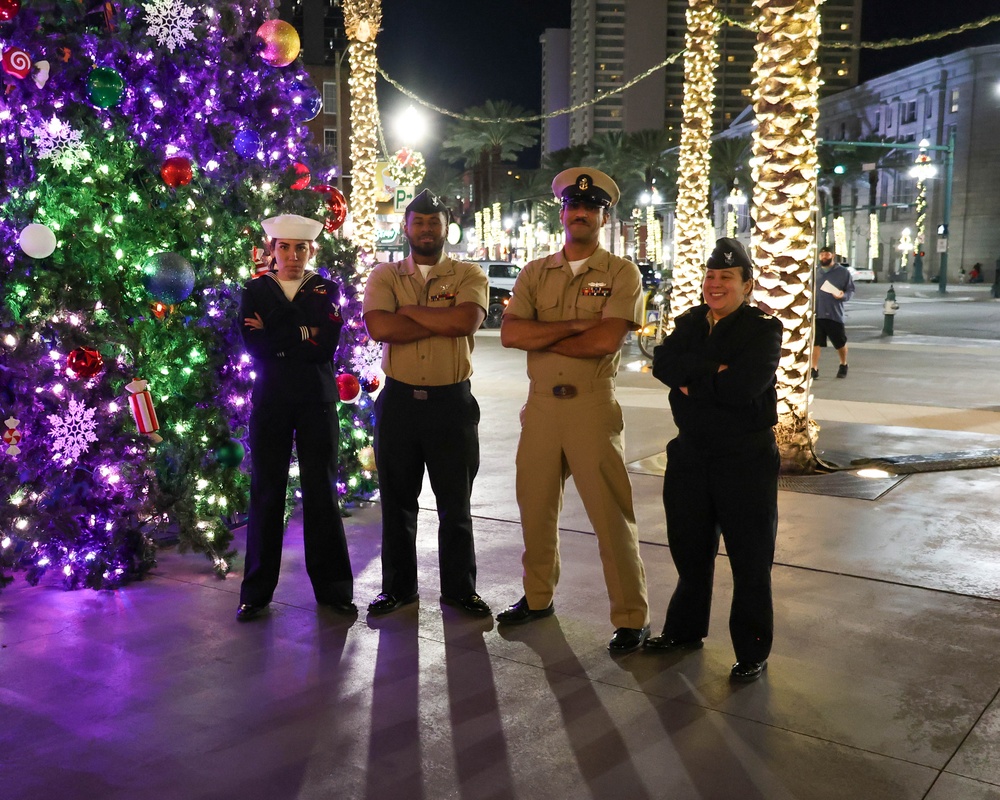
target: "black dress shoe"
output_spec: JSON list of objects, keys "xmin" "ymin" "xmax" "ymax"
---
[
  {"xmin": 441, "ymin": 593, "xmax": 492, "ymax": 617},
  {"xmin": 236, "ymin": 602, "xmax": 269, "ymax": 622},
  {"xmin": 643, "ymin": 635, "xmax": 704, "ymax": 652},
  {"xmin": 608, "ymin": 625, "xmax": 650, "ymax": 654},
  {"xmin": 319, "ymin": 599, "xmax": 358, "ymax": 615},
  {"xmin": 367, "ymin": 592, "xmax": 419, "ymax": 616},
  {"xmin": 730, "ymin": 659, "xmax": 768, "ymax": 682},
  {"xmin": 495, "ymin": 596, "xmax": 554, "ymax": 625}
]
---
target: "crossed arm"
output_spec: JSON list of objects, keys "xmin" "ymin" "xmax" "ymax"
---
[
  {"xmin": 501, "ymin": 315, "xmax": 632, "ymax": 358},
  {"xmin": 364, "ymin": 302, "xmax": 485, "ymax": 343}
]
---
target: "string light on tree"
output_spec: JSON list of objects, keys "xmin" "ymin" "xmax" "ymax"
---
[
  {"xmin": 749, "ymin": 0, "xmax": 822, "ymax": 473},
  {"xmin": 909, "ymin": 139, "xmax": 936, "ymax": 282},
  {"xmin": 672, "ymin": 0, "xmax": 720, "ymax": 325},
  {"xmin": 343, "ymin": 0, "xmax": 383, "ymax": 261}
]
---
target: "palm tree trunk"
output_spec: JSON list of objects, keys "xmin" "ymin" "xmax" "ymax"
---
[
  {"xmin": 342, "ymin": 0, "xmax": 383, "ymax": 261},
  {"xmin": 672, "ymin": 0, "xmax": 720, "ymax": 326},
  {"xmin": 750, "ymin": 0, "xmax": 822, "ymax": 473}
]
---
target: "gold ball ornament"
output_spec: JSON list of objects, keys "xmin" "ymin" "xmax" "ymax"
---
[
  {"xmin": 256, "ymin": 20, "xmax": 301, "ymax": 68},
  {"xmin": 358, "ymin": 445, "xmax": 376, "ymax": 472}
]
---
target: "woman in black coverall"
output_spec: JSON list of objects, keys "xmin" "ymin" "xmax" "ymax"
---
[
  {"xmin": 645, "ymin": 238, "xmax": 782, "ymax": 683},
  {"xmin": 236, "ymin": 214, "xmax": 354, "ymax": 621}
]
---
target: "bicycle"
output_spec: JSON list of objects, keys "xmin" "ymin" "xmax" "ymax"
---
[{"xmin": 638, "ymin": 282, "xmax": 671, "ymax": 359}]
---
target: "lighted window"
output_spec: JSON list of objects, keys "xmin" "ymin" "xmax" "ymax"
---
[
  {"xmin": 837, "ymin": 69, "xmax": 847, "ymax": 77},
  {"xmin": 950, "ymin": 89, "xmax": 959, "ymax": 113},
  {"xmin": 741, "ymin": 88, "xmax": 751, "ymax": 97},
  {"xmin": 727, "ymin": 55, "xmax": 735, "ymax": 62},
  {"xmin": 840, "ymin": 23, "xmax": 849, "ymax": 31},
  {"xmin": 901, "ymin": 101, "xmax": 917, "ymax": 124}
]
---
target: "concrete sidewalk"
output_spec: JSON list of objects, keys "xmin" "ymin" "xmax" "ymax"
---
[{"xmin": 3, "ymin": 330, "xmax": 1000, "ymax": 800}]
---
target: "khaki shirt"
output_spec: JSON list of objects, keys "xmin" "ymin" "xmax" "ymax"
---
[
  {"xmin": 505, "ymin": 247, "xmax": 642, "ymax": 387},
  {"xmin": 363, "ymin": 255, "xmax": 488, "ymax": 385}
]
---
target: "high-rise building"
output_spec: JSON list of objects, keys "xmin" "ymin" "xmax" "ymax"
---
[
  {"xmin": 557, "ymin": 0, "xmax": 861, "ymax": 150},
  {"xmin": 540, "ymin": 29, "xmax": 572, "ymax": 154}
]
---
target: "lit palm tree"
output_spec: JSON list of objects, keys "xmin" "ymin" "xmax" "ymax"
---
[
  {"xmin": 341, "ymin": 0, "xmax": 382, "ymax": 259},
  {"xmin": 750, "ymin": 0, "xmax": 822, "ymax": 473},
  {"xmin": 673, "ymin": 0, "xmax": 720, "ymax": 320},
  {"xmin": 440, "ymin": 100, "xmax": 538, "ymax": 212}
]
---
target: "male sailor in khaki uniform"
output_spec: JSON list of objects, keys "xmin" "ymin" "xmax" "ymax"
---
[
  {"xmin": 496, "ymin": 168, "xmax": 650, "ymax": 653},
  {"xmin": 363, "ymin": 189, "xmax": 492, "ymax": 618}
]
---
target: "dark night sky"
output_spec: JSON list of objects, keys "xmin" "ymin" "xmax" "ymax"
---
[
  {"xmin": 859, "ymin": 0, "xmax": 1000, "ymax": 80},
  {"xmin": 374, "ymin": 1, "xmax": 1000, "ymax": 159}
]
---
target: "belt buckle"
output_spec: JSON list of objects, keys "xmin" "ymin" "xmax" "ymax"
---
[
  {"xmin": 413, "ymin": 389, "xmax": 428, "ymax": 400},
  {"xmin": 552, "ymin": 384, "xmax": 577, "ymax": 399}
]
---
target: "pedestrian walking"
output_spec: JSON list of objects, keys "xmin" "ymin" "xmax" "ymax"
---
[{"xmin": 812, "ymin": 246, "xmax": 855, "ymax": 379}]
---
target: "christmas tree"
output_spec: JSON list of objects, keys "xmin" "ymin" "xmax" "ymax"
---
[{"xmin": 0, "ymin": 0, "xmax": 378, "ymax": 592}]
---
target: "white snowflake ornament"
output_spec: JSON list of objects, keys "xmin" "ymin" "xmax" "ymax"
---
[
  {"xmin": 48, "ymin": 396, "xmax": 99, "ymax": 462},
  {"xmin": 143, "ymin": 0, "xmax": 197, "ymax": 53},
  {"xmin": 33, "ymin": 116, "xmax": 92, "ymax": 172}
]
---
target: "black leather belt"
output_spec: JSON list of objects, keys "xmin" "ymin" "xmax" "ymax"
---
[{"xmin": 552, "ymin": 385, "xmax": 577, "ymax": 398}]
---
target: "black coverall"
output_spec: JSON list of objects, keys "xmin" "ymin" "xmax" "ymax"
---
[
  {"xmin": 652, "ymin": 303, "xmax": 782, "ymax": 663},
  {"xmin": 239, "ymin": 271, "xmax": 353, "ymax": 608}
]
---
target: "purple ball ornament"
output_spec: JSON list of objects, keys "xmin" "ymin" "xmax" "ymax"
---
[
  {"xmin": 142, "ymin": 252, "xmax": 196, "ymax": 304},
  {"xmin": 291, "ymin": 80, "xmax": 322, "ymax": 122},
  {"xmin": 233, "ymin": 129, "xmax": 262, "ymax": 159}
]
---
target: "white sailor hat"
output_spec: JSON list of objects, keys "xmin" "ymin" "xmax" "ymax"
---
[
  {"xmin": 261, "ymin": 214, "xmax": 324, "ymax": 241},
  {"xmin": 552, "ymin": 167, "xmax": 620, "ymax": 208}
]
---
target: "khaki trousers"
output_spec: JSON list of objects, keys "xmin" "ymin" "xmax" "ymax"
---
[{"xmin": 515, "ymin": 385, "xmax": 649, "ymax": 629}]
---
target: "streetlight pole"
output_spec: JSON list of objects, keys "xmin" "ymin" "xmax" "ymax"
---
[{"xmin": 937, "ymin": 128, "xmax": 956, "ymax": 294}]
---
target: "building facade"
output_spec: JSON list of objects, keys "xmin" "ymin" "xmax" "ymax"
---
[{"xmin": 717, "ymin": 44, "xmax": 1000, "ymax": 284}]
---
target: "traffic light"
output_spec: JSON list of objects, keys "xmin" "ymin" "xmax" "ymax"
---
[{"xmin": 833, "ymin": 164, "xmax": 846, "ymax": 175}]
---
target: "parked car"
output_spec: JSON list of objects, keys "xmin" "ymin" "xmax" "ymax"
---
[
  {"xmin": 636, "ymin": 262, "xmax": 665, "ymax": 291},
  {"xmin": 846, "ymin": 264, "xmax": 875, "ymax": 283},
  {"xmin": 474, "ymin": 261, "xmax": 521, "ymax": 293}
]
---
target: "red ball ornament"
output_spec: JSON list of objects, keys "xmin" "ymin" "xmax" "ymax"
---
[
  {"xmin": 0, "ymin": 0, "xmax": 20, "ymax": 23},
  {"xmin": 1, "ymin": 47, "xmax": 31, "ymax": 79},
  {"xmin": 336, "ymin": 373, "xmax": 361, "ymax": 404},
  {"xmin": 360, "ymin": 374, "xmax": 380, "ymax": 394},
  {"xmin": 325, "ymin": 187, "xmax": 348, "ymax": 233},
  {"xmin": 160, "ymin": 156, "xmax": 193, "ymax": 188},
  {"xmin": 289, "ymin": 161, "xmax": 311, "ymax": 190},
  {"xmin": 66, "ymin": 346, "xmax": 104, "ymax": 379}
]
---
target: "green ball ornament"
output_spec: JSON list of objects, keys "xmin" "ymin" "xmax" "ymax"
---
[
  {"xmin": 87, "ymin": 67, "xmax": 125, "ymax": 108},
  {"xmin": 215, "ymin": 440, "xmax": 245, "ymax": 468}
]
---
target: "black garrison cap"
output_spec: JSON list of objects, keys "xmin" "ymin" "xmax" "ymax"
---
[
  {"xmin": 405, "ymin": 189, "xmax": 449, "ymax": 218},
  {"xmin": 706, "ymin": 238, "xmax": 753, "ymax": 276}
]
